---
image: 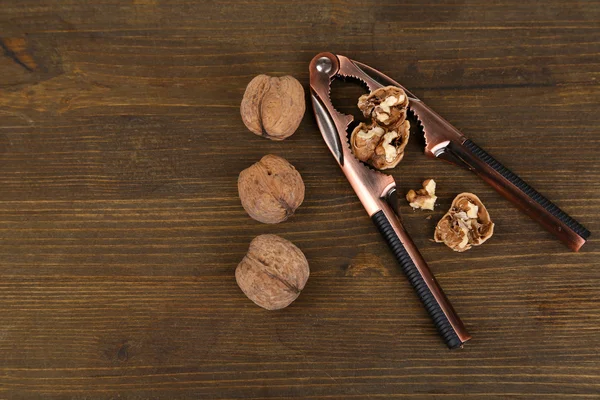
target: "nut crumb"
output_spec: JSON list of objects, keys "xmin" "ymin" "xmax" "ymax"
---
[
  {"xmin": 434, "ymin": 193, "xmax": 494, "ymax": 252},
  {"xmin": 406, "ymin": 179, "xmax": 437, "ymax": 211}
]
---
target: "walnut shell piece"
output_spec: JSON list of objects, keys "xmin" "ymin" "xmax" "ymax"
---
[
  {"xmin": 240, "ymin": 74, "xmax": 305, "ymax": 140},
  {"xmin": 358, "ymin": 86, "xmax": 409, "ymax": 126},
  {"xmin": 434, "ymin": 193, "xmax": 495, "ymax": 252},
  {"xmin": 406, "ymin": 179, "xmax": 437, "ymax": 210},
  {"xmin": 238, "ymin": 155, "xmax": 305, "ymax": 224},
  {"xmin": 236, "ymin": 234, "xmax": 310, "ymax": 310}
]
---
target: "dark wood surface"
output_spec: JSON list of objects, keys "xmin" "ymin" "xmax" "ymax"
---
[{"xmin": 1, "ymin": 1, "xmax": 599, "ymax": 398}]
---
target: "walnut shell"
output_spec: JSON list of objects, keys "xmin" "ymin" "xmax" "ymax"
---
[
  {"xmin": 240, "ymin": 74, "xmax": 305, "ymax": 140},
  {"xmin": 238, "ymin": 154, "xmax": 305, "ymax": 224},
  {"xmin": 350, "ymin": 122, "xmax": 385, "ymax": 162},
  {"xmin": 434, "ymin": 193, "xmax": 494, "ymax": 252},
  {"xmin": 358, "ymin": 86, "xmax": 409, "ymax": 126},
  {"xmin": 236, "ymin": 234, "xmax": 310, "ymax": 310},
  {"xmin": 350, "ymin": 120, "xmax": 410, "ymax": 170}
]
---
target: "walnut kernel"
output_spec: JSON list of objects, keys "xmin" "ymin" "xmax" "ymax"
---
[
  {"xmin": 434, "ymin": 193, "xmax": 494, "ymax": 252},
  {"xmin": 406, "ymin": 179, "xmax": 437, "ymax": 210},
  {"xmin": 368, "ymin": 120, "xmax": 410, "ymax": 170}
]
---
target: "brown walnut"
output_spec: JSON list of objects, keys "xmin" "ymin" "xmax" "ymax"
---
[
  {"xmin": 240, "ymin": 74, "xmax": 305, "ymax": 140},
  {"xmin": 358, "ymin": 86, "xmax": 409, "ymax": 126},
  {"xmin": 238, "ymin": 154, "xmax": 305, "ymax": 224},
  {"xmin": 406, "ymin": 179, "xmax": 437, "ymax": 210},
  {"xmin": 236, "ymin": 234, "xmax": 310, "ymax": 310},
  {"xmin": 434, "ymin": 193, "xmax": 494, "ymax": 252},
  {"xmin": 350, "ymin": 120, "xmax": 410, "ymax": 170}
]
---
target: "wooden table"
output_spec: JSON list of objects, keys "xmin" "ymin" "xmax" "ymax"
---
[{"xmin": 1, "ymin": 1, "xmax": 598, "ymax": 398}]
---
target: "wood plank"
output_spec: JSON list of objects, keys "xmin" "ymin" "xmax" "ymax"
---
[{"xmin": 0, "ymin": 0, "xmax": 598, "ymax": 398}]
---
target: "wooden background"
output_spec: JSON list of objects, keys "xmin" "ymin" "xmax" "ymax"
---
[{"xmin": 1, "ymin": 1, "xmax": 599, "ymax": 398}]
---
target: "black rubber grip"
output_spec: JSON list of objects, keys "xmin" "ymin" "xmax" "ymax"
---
[
  {"xmin": 371, "ymin": 210, "xmax": 462, "ymax": 349},
  {"xmin": 463, "ymin": 139, "xmax": 590, "ymax": 240}
]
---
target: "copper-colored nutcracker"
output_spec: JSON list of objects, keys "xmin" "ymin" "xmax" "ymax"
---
[{"xmin": 309, "ymin": 52, "xmax": 590, "ymax": 349}]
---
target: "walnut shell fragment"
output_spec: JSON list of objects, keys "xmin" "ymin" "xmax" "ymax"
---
[
  {"xmin": 240, "ymin": 74, "xmax": 305, "ymax": 140},
  {"xmin": 406, "ymin": 179, "xmax": 437, "ymax": 210},
  {"xmin": 350, "ymin": 120, "xmax": 410, "ymax": 170},
  {"xmin": 434, "ymin": 193, "xmax": 495, "ymax": 252},
  {"xmin": 236, "ymin": 234, "xmax": 310, "ymax": 310},
  {"xmin": 238, "ymin": 154, "xmax": 305, "ymax": 224},
  {"xmin": 358, "ymin": 86, "xmax": 409, "ymax": 126}
]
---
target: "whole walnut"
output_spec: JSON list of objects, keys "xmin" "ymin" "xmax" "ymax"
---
[
  {"xmin": 236, "ymin": 234, "xmax": 310, "ymax": 310},
  {"xmin": 238, "ymin": 154, "xmax": 305, "ymax": 224},
  {"xmin": 240, "ymin": 74, "xmax": 305, "ymax": 140}
]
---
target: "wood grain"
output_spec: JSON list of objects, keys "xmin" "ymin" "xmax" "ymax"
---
[{"xmin": 0, "ymin": 1, "xmax": 599, "ymax": 398}]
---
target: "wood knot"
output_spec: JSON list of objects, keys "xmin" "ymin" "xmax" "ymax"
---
[
  {"xmin": 117, "ymin": 341, "xmax": 130, "ymax": 362},
  {"xmin": 1, "ymin": 37, "xmax": 37, "ymax": 72}
]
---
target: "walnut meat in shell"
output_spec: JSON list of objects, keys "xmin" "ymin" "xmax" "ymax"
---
[
  {"xmin": 350, "ymin": 122, "xmax": 385, "ymax": 162},
  {"xmin": 370, "ymin": 120, "xmax": 410, "ymax": 170},
  {"xmin": 240, "ymin": 74, "xmax": 305, "ymax": 140},
  {"xmin": 434, "ymin": 193, "xmax": 494, "ymax": 252},
  {"xmin": 236, "ymin": 234, "xmax": 310, "ymax": 310},
  {"xmin": 350, "ymin": 120, "xmax": 410, "ymax": 170},
  {"xmin": 238, "ymin": 155, "xmax": 305, "ymax": 224},
  {"xmin": 406, "ymin": 179, "xmax": 437, "ymax": 210},
  {"xmin": 358, "ymin": 86, "xmax": 409, "ymax": 126}
]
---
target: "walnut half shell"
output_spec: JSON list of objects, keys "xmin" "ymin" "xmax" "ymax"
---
[
  {"xmin": 358, "ymin": 86, "xmax": 409, "ymax": 126},
  {"xmin": 350, "ymin": 120, "xmax": 410, "ymax": 170},
  {"xmin": 434, "ymin": 193, "xmax": 494, "ymax": 252},
  {"xmin": 350, "ymin": 122, "xmax": 384, "ymax": 162}
]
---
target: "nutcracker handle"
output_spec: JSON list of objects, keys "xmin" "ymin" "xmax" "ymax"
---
[{"xmin": 371, "ymin": 204, "xmax": 471, "ymax": 349}]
